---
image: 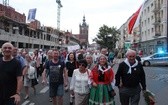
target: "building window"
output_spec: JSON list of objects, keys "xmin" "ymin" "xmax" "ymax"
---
[
  {"xmin": 151, "ymin": 15, "xmax": 154, "ymax": 20},
  {"xmin": 147, "ymin": 7, "xmax": 150, "ymax": 12},
  {"xmin": 151, "ymin": 3, "xmax": 153, "ymax": 7},
  {"xmin": 152, "ymin": 28, "xmax": 154, "ymax": 33},
  {"xmin": 161, "ymin": 10, "xmax": 163, "ymax": 18},
  {"xmin": 148, "ymin": 29, "xmax": 150, "ymax": 35},
  {"xmin": 145, "ymin": 31, "xmax": 147, "ymax": 36},
  {"xmin": 144, "ymin": 9, "xmax": 146, "ymax": 14},
  {"xmin": 145, "ymin": 20, "xmax": 147, "ymax": 25},
  {"xmin": 148, "ymin": 18, "xmax": 150, "ymax": 24}
]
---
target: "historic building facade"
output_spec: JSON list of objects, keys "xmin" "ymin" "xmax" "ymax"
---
[{"xmin": 118, "ymin": 0, "xmax": 168, "ymax": 55}]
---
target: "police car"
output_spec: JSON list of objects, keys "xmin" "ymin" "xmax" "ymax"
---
[{"xmin": 141, "ymin": 52, "xmax": 168, "ymax": 66}]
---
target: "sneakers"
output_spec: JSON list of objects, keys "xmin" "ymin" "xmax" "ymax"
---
[{"xmin": 24, "ymin": 95, "xmax": 29, "ymax": 100}]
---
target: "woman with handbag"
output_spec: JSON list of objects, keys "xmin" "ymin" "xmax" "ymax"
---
[
  {"xmin": 23, "ymin": 54, "xmax": 38, "ymax": 100},
  {"xmin": 89, "ymin": 54, "xmax": 116, "ymax": 105}
]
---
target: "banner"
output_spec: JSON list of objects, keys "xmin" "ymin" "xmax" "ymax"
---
[{"xmin": 27, "ymin": 8, "xmax": 37, "ymax": 22}]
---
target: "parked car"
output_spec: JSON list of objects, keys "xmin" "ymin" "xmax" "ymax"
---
[{"xmin": 141, "ymin": 52, "xmax": 168, "ymax": 66}]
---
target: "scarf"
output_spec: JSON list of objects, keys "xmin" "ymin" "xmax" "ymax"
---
[
  {"xmin": 124, "ymin": 58, "xmax": 138, "ymax": 74},
  {"xmin": 98, "ymin": 65, "xmax": 111, "ymax": 74}
]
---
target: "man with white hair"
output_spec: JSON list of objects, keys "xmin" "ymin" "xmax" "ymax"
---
[{"xmin": 115, "ymin": 49, "xmax": 146, "ymax": 105}]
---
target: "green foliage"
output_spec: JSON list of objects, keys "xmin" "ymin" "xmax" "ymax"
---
[{"xmin": 93, "ymin": 25, "xmax": 120, "ymax": 51}]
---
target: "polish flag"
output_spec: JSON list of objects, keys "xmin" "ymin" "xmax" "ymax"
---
[{"xmin": 128, "ymin": 5, "xmax": 143, "ymax": 34}]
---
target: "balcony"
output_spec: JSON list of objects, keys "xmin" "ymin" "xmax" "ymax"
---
[
  {"xmin": 152, "ymin": 4, "xmax": 160, "ymax": 13},
  {"xmin": 153, "ymin": 32, "xmax": 161, "ymax": 38},
  {"xmin": 153, "ymin": 19, "xmax": 161, "ymax": 25}
]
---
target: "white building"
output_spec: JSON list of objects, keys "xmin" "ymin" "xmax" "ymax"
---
[{"xmin": 118, "ymin": 0, "xmax": 168, "ymax": 55}]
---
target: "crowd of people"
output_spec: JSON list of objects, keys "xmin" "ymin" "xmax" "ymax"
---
[{"xmin": 0, "ymin": 42, "xmax": 146, "ymax": 105}]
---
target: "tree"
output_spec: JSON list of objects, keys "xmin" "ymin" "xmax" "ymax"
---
[{"xmin": 93, "ymin": 25, "xmax": 119, "ymax": 51}]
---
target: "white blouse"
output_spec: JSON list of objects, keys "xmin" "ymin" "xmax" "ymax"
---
[{"xmin": 70, "ymin": 69, "xmax": 90, "ymax": 94}]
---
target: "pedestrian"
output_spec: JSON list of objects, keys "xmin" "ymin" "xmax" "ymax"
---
[
  {"xmin": 85, "ymin": 54, "xmax": 95, "ymax": 70},
  {"xmin": 43, "ymin": 49, "xmax": 68, "ymax": 105},
  {"xmin": 115, "ymin": 49, "xmax": 146, "ymax": 105},
  {"xmin": 70, "ymin": 59, "xmax": 90, "ymax": 105},
  {"xmin": 12, "ymin": 47, "xmax": 27, "ymax": 74},
  {"xmin": 65, "ymin": 52, "xmax": 78, "ymax": 105},
  {"xmin": 0, "ymin": 42, "xmax": 22, "ymax": 105},
  {"xmin": 42, "ymin": 49, "xmax": 53, "ymax": 84},
  {"xmin": 89, "ymin": 54, "xmax": 116, "ymax": 105},
  {"xmin": 108, "ymin": 51, "xmax": 115, "ymax": 64},
  {"xmin": 23, "ymin": 54, "xmax": 37, "ymax": 100},
  {"xmin": 42, "ymin": 49, "xmax": 53, "ymax": 102},
  {"xmin": 32, "ymin": 49, "xmax": 41, "ymax": 79},
  {"xmin": 92, "ymin": 50, "xmax": 99, "ymax": 64}
]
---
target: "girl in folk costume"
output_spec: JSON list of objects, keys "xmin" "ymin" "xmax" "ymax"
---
[{"xmin": 89, "ymin": 54, "xmax": 116, "ymax": 105}]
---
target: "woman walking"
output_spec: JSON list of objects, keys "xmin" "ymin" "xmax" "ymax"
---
[
  {"xmin": 23, "ymin": 54, "xmax": 37, "ymax": 99},
  {"xmin": 70, "ymin": 59, "xmax": 90, "ymax": 105},
  {"xmin": 89, "ymin": 54, "xmax": 116, "ymax": 105},
  {"xmin": 65, "ymin": 52, "xmax": 78, "ymax": 105}
]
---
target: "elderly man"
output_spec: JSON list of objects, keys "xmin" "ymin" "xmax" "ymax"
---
[
  {"xmin": 85, "ymin": 54, "xmax": 95, "ymax": 70},
  {"xmin": 115, "ymin": 49, "xmax": 146, "ymax": 105},
  {"xmin": 0, "ymin": 42, "xmax": 22, "ymax": 105},
  {"xmin": 12, "ymin": 47, "xmax": 26, "ymax": 73}
]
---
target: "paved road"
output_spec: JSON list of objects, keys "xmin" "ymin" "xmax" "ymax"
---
[{"xmin": 20, "ymin": 63, "xmax": 168, "ymax": 105}]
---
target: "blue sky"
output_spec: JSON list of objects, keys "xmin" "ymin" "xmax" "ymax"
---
[{"xmin": 1, "ymin": 0, "xmax": 144, "ymax": 43}]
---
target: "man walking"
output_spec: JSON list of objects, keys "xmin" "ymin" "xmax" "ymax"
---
[
  {"xmin": 115, "ymin": 49, "xmax": 146, "ymax": 105},
  {"xmin": 0, "ymin": 42, "xmax": 22, "ymax": 105},
  {"xmin": 43, "ymin": 49, "xmax": 68, "ymax": 105}
]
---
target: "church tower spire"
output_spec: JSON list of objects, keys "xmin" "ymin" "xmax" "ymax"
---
[{"xmin": 79, "ymin": 15, "xmax": 89, "ymax": 48}]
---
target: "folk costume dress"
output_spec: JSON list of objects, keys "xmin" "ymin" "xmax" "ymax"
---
[{"xmin": 89, "ymin": 65, "xmax": 115, "ymax": 105}]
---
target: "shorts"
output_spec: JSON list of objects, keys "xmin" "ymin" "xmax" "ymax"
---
[
  {"xmin": 49, "ymin": 84, "xmax": 64, "ymax": 97},
  {"xmin": 24, "ymin": 75, "xmax": 31, "ymax": 87}
]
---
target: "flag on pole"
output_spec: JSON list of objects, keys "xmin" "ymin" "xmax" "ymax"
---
[
  {"xmin": 128, "ymin": 5, "xmax": 142, "ymax": 34},
  {"xmin": 27, "ymin": 8, "xmax": 37, "ymax": 22}
]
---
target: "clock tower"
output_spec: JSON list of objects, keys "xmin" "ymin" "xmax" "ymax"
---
[{"xmin": 79, "ymin": 15, "xmax": 89, "ymax": 48}]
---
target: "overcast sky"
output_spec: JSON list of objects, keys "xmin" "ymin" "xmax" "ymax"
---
[{"xmin": 1, "ymin": 0, "xmax": 144, "ymax": 43}]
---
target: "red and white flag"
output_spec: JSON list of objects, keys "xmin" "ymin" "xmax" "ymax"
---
[{"xmin": 128, "ymin": 5, "xmax": 143, "ymax": 34}]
